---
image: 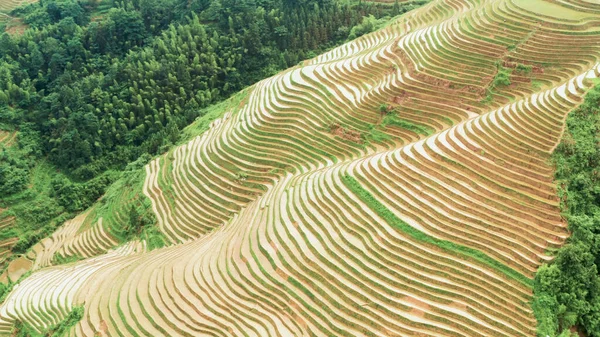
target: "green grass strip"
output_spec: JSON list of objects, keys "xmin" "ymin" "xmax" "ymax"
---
[
  {"xmin": 381, "ymin": 114, "xmax": 433, "ymax": 136},
  {"xmin": 341, "ymin": 175, "xmax": 533, "ymax": 288},
  {"xmin": 12, "ymin": 305, "xmax": 84, "ymax": 337}
]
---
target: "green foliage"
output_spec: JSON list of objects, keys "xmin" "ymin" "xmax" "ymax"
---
[
  {"xmin": 91, "ymin": 159, "xmax": 165, "ymax": 249},
  {"xmin": 347, "ymin": 14, "xmax": 388, "ymax": 40},
  {"xmin": 378, "ymin": 103, "xmax": 389, "ymax": 114},
  {"xmin": 0, "ymin": 270, "xmax": 32, "ymax": 304},
  {"xmin": 140, "ymin": 223, "xmax": 166, "ymax": 250},
  {"xmin": 341, "ymin": 174, "xmax": 532, "ymax": 287},
  {"xmin": 0, "ymin": 161, "xmax": 67, "ymax": 253},
  {"xmin": 10, "ymin": 202, "xmax": 62, "ymax": 253},
  {"xmin": 50, "ymin": 170, "xmax": 119, "ymax": 212},
  {"xmin": 12, "ymin": 0, "xmax": 89, "ymax": 28},
  {"xmin": 49, "ymin": 306, "xmax": 84, "ymax": 337},
  {"xmin": 12, "ymin": 305, "xmax": 84, "ymax": 337},
  {"xmin": 363, "ymin": 105, "xmax": 433, "ymax": 145},
  {"xmin": 123, "ymin": 202, "xmax": 155, "ymax": 239},
  {"xmin": 0, "ymin": 122, "xmax": 41, "ymax": 197},
  {"xmin": 0, "ymin": 282, "xmax": 8, "ymax": 302},
  {"xmin": 516, "ymin": 63, "xmax": 533, "ymax": 74},
  {"xmin": 381, "ymin": 113, "xmax": 433, "ymax": 136},
  {"xmin": 0, "ymin": 0, "xmax": 412, "ymax": 179},
  {"xmin": 492, "ymin": 62, "xmax": 512, "ymax": 88},
  {"xmin": 52, "ymin": 253, "xmax": 84, "ymax": 265},
  {"xmin": 482, "ymin": 61, "xmax": 513, "ymax": 103},
  {"xmin": 362, "ymin": 124, "xmax": 391, "ymax": 144},
  {"xmin": 532, "ymin": 80, "xmax": 544, "ymax": 91},
  {"xmin": 181, "ymin": 88, "xmax": 250, "ymax": 141},
  {"xmin": 0, "ymin": 156, "xmax": 28, "ymax": 196},
  {"xmin": 236, "ymin": 171, "xmax": 249, "ymax": 181},
  {"xmin": 0, "ymin": 155, "xmax": 118, "ymax": 254},
  {"xmin": 347, "ymin": 0, "xmax": 430, "ymax": 40},
  {"xmin": 533, "ymin": 84, "xmax": 600, "ymax": 337}
]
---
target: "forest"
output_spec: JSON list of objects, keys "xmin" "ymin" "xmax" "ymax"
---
[
  {"xmin": 0, "ymin": 0, "xmax": 420, "ymax": 179},
  {"xmin": 533, "ymin": 83, "xmax": 600, "ymax": 337},
  {"xmin": 0, "ymin": 0, "xmax": 425, "ymax": 258}
]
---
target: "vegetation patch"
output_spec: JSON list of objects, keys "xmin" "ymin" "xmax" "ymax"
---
[
  {"xmin": 12, "ymin": 306, "xmax": 84, "ymax": 337},
  {"xmin": 533, "ymin": 84, "xmax": 600, "ymax": 337},
  {"xmin": 481, "ymin": 61, "xmax": 513, "ymax": 103},
  {"xmin": 362, "ymin": 103, "xmax": 434, "ymax": 144},
  {"xmin": 381, "ymin": 113, "xmax": 433, "ymax": 136},
  {"xmin": 362, "ymin": 124, "xmax": 391, "ymax": 144},
  {"xmin": 515, "ymin": 63, "xmax": 533, "ymax": 74},
  {"xmin": 94, "ymin": 154, "xmax": 165, "ymax": 250},
  {"xmin": 0, "ymin": 108, "xmax": 121, "ymax": 258},
  {"xmin": 0, "ymin": 162, "xmax": 68, "ymax": 254},
  {"xmin": 0, "ymin": 158, "xmax": 118, "ymax": 255},
  {"xmin": 0, "ymin": 270, "xmax": 31, "ymax": 303},
  {"xmin": 52, "ymin": 253, "xmax": 84, "ymax": 265},
  {"xmin": 341, "ymin": 174, "xmax": 533, "ymax": 288}
]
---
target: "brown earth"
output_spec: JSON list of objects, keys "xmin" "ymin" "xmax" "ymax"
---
[
  {"xmin": 7, "ymin": 257, "xmax": 32, "ymax": 283},
  {"xmin": 330, "ymin": 123, "xmax": 362, "ymax": 143},
  {"xmin": 404, "ymin": 295, "xmax": 430, "ymax": 318}
]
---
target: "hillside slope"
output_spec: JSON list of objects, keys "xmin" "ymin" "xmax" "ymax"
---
[{"xmin": 1, "ymin": 0, "xmax": 600, "ymax": 336}]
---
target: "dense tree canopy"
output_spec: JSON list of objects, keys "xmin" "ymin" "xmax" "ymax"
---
[
  {"xmin": 534, "ymin": 85, "xmax": 600, "ymax": 337},
  {"xmin": 0, "ymin": 0, "xmax": 422, "ymax": 179}
]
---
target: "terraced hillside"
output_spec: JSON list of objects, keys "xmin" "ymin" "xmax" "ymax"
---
[
  {"xmin": 0, "ymin": 131, "xmax": 19, "ymax": 274},
  {"xmin": 0, "ymin": 0, "xmax": 31, "ymax": 24},
  {"xmin": 1, "ymin": 0, "xmax": 600, "ymax": 336},
  {"xmin": 0, "ymin": 0, "xmax": 30, "ymax": 12}
]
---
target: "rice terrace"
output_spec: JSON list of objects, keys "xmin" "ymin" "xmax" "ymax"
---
[{"xmin": 0, "ymin": 0, "xmax": 599, "ymax": 336}]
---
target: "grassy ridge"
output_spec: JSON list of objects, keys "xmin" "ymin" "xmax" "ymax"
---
[
  {"xmin": 341, "ymin": 175, "xmax": 533, "ymax": 288},
  {"xmin": 381, "ymin": 114, "xmax": 434, "ymax": 136}
]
